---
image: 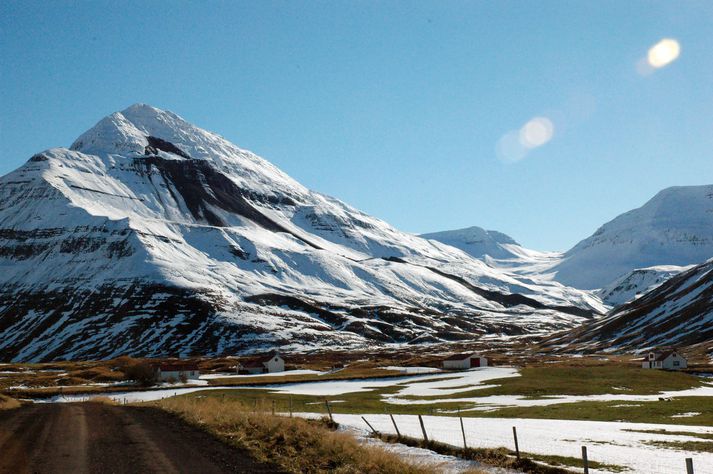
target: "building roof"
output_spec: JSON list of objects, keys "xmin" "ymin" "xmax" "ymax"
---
[
  {"xmin": 653, "ymin": 350, "xmax": 681, "ymax": 361},
  {"xmin": 443, "ymin": 353, "xmax": 480, "ymax": 361},
  {"xmin": 157, "ymin": 362, "xmax": 199, "ymax": 372}
]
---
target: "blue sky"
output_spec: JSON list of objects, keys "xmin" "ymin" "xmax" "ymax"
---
[{"xmin": 1, "ymin": 1, "xmax": 712, "ymax": 250}]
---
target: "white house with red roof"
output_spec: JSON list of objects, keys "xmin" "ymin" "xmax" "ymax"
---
[
  {"xmin": 641, "ymin": 349, "xmax": 687, "ymax": 370},
  {"xmin": 154, "ymin": 362, "xmax": 200, "ymax": 382},
  {"xmin": 239, "ymin": 352, "xmax": 285, "ymax": 374}
]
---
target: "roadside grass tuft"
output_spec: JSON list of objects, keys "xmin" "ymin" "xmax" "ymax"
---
[
  {"xmin": 86, "ymin": 396, "xmax": 118, "ymax": 405},
  {"xmin": 0, "ymin": 394, "xmax": 21, "ymax": 410},
  {"xmin": 155, "ymin": 396, "xmax": 477, "ymax": 474}
]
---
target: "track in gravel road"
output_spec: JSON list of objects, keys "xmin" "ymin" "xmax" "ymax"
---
[{"xmin": 0, "ymin": 403, "xmax": 283, "ymax": 473}]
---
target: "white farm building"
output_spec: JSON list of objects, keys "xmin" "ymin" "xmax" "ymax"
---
[
  {"xmin": 641, "ymin": 350, "xmax": 687, "ymax": 370},
  {"xmin": 154, "ymin": 362, "xmax": 200, "ymax": 382},
  {"xmin": 442, "ymin": 353, "xmax": 488, "ymax": 370},
  {"xmin": 239, "ymin": 352, "xmax": 285, "ymax": 375}
]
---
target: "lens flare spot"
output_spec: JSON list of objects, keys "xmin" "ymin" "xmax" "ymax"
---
[
  {"xmin": 519, "ymin": 117, "xmax": 554, "ymax": 148},
  {"xmin": 647, "ymin": 38, "xmax": 680, "ymax": 69},
  {"xmin": 496, "ymin": 131, "xmax": 527, "ymax": 163}
]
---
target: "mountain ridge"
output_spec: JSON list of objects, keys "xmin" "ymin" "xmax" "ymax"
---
[
  {"xmin": 544, "ymin": 258, "xmax": 713, "ymax": 353},
  {"xmin": 552, "ymin": 184, "xmax": 713, "ymax": 290},
  {"xmin": 0, "ymin": 105, "xmax": 602, "ymax": 361}
]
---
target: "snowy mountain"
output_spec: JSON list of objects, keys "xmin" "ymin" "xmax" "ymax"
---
[
  {"xmin": 596, "ymin": 265, "xmax": 690, "ymax": 307},
  {"xmin": 0, "ymin": 104, "xmax": 603, "ymax": 362},
  {"xmin": 420, "ymin": 227, "xmax": 564, "ymax": 280},
  {"xmin": 420, "ymin": 227, "xmax": 522, "ymax": 260},
  {"xmin": 546, "ymin": 258, "xmax": 713, "ymax": 352},
  {"xmin": 552, "ymin": 185, "xmax": 713, "ymax": 290}
]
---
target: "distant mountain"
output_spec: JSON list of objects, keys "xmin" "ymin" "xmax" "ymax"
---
[
  {"xmin": 0, "ymin": 104, "xmax": 601, "ymax": 362},
  {"xmin": 552, "ymin": 185, "xmax": 713, "ymax": 290},
  {"xmin": 546, "ymin": 258, "xmax": 713, "ymax": 352},
  {"xmin": 596, "ymin": 265, "xmax": 690, "ymax": 307},
  {"xmin": 420, "ymin": 226, "xmax": 521, "ymax": 260}
]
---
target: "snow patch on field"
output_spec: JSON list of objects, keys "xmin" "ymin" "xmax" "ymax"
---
[
  {"xmin": 199, "ymin": 369, "xmax": 323, "ymax": 380},
  {"xmin": 388, "ymin": 383, "xmax": 713, "ymax": 408},
  {"xmin": 309, "ymin": 414, "xmax": 713, "ymax": 474},
  {"xmin": 352, "ymin": 427, "xmax": 511, "ymax": 473},
  {"xmin": 380, "ymin": 366, "xmax": 441, "ymax": 374},
  {"xmin": 263, "ymin": 367, "xmax": 519, "ymax": 397}
]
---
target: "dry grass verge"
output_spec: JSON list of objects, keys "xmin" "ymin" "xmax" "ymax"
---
[
  {"xmin": 0, "ymin": 394, "xmax": 21, "ymax": 410},
  {"xmin": 87, "ymin": 396, "xmax": 118, "ymax": 405},
  {"xmin": 156, "ymin": 396, "xmax": 486, "ymax": 474}
]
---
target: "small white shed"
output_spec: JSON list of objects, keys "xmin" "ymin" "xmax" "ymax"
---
[
  {"xmin": 442, "ymin": 353, "xmax": 488, "ymax": 370},
  {"xmin": 240, "ymin": 352, "xmax": 285, "ymax": 374},
  {"xmin": 154, "ymin": 362, "xmax": 200, "ymax": 382},
  {"xmin": 641, "ymin": 350, "xmax": 687, "ymax": 370}
]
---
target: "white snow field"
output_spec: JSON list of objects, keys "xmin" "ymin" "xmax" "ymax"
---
[
  {"xmin": 353, "ymin": 426, "xmax": 511, "ymax": 474},
  {"xmin": 311, "ymin": 413, "xmax": 713, "ymax": 474}
]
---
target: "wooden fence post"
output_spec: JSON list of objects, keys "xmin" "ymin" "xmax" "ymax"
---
[
  {"xmin": 460, "ymin": 416, "xmax": 467, "ymax": 449},
  {"xmin": 271, "ymin": 400, "xmax": 276, "ymax": 416},
  {"xmin": 389, "ymin": 413, "xmax": 401, "ymax": 438},
  {"xmin": 512, "ymin": 426, "xmax": 520, "ymax": 460},
  {"xmin": 686, "ymin": 458, "xmax": 694, "ymax": 474},
  {"xmin": 361, "ymin": 416, "xmax": 379, "ymax": 436},
  {"xmin": 289, "ymin": 397, "xmax": 293, "ymax": 417},
  {"xmin": 418, "ymin": 415, "xmax": 429, "ymax": 443},
  {"xmin": 324, "ymin": 399, "xmax": 334, "ymax": 423},
  {"xmin": 582, "ymin": 446, "xmax": 589, "ymax": 474}
]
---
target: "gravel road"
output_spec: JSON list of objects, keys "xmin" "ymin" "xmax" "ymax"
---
[{"xmin": 0, "ymin": 403, "xmax": 282, "ymax": 473}]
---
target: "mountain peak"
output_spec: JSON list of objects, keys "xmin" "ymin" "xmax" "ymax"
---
[
  {"xmin": 420, "ymin": 226, "xmax": 521, "ymax": 259},
  {"xmin": 554, "ymin": 183, "xmax": 713, "ymax": 289},
  {"xmin": 69, "ymin": 104, "xmax": 199, "ymax": 158}
]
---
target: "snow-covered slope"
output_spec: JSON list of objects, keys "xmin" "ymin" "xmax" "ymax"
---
[
  {"xmin": 0, "ymin": 105, "xmax": 603, "ymax": 362},
  {"xmin": 552, "ymin": 186, "xmax": 713, "ymax": 290},
  {"xmin": 546, "ymin": 258, "xmax": 713, "ymax": 352},
  {"xmin": 596, "ymin": 265, "xmax": 690, "ymax": 307},
  {"xmin": 420, "ymin": 226, "xmax": 522, "ymax": 260}
]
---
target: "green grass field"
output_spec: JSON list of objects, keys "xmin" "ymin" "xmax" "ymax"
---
[
  {"xmin": 183, "ymin": 364, "xmax": 713, "ymax": 426},
  {"xmin": 401, "ymin": 365, "xmax": 705, "ymax": 400}
]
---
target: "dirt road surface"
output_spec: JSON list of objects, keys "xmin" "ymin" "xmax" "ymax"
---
[{"xmin": 0, "ymin": 403, "xmax": 283, "ymax": 473}]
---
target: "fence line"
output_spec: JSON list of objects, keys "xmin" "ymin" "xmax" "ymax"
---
[{"xmin": 349, "ymin": 411, "xmax": 700, "ymax": 474}]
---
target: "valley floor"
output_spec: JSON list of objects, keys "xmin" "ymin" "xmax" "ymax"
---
[{"xmin": 3, "ymin": 355, "xmax": 713, "ymax": 473}]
